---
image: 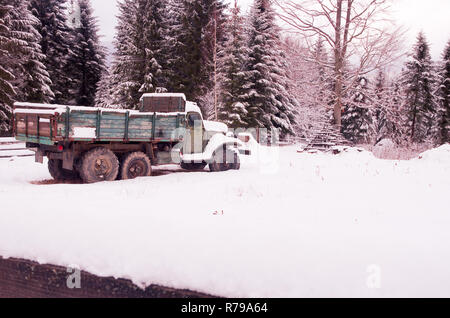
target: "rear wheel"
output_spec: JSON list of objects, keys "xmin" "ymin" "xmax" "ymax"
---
[
  {"xmin": 48, "ymin": 159, "xmax": 78, "ymax": 181},
  {"xmin": 120, "ymin": 152, "xmax": 152, "ymax": 180},
  {"xmin": 80, "ymin": 147, "xmax": 119, "ymax": 183}
]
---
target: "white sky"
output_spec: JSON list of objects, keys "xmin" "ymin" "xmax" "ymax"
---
[{"xmin": 92, "ymin": 0, "xmax": 450, "ymax": 60}]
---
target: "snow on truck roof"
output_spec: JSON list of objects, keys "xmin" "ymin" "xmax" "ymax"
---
[
  {"xmin": 14, "ymin": 99, "xmax": 202, "ymax": 116},
  {"xmin": 139, "ymin": 93, "xmax": 186, "ymax": 101}
]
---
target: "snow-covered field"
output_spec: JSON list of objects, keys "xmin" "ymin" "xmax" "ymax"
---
[{"xmin": 0, "ymin": 144, "xmax": 449, "ymax": 297}]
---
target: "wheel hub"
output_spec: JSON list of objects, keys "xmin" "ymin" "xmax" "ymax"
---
[
  {"xmin": 94, "ymin": 157, "xmax": 111, "ymax": 178},
  {"xmin": 128, "ymin": 160, "xmax": 145, "ymax": 178}
]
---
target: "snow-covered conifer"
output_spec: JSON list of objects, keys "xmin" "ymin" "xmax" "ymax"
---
[
  {"xmin": 95, "ymin": 68, "xmax": 116, "ymax": 108},
  {"xmin": 243, "ymin": 0, "xmax": 297, "ymax": 137},
  {"xmin": 437, "ymin": 40, "xmax": 450, "ymax": 144},
  {"xmin": 0, "ymin": 0, "xmax": 52, "ymax": 135},
  {"xmin": 29, "ymin": 0, "xmax": 71, "ymax": 103},
  {"xmin": 217, "ymin": 0, "xmax": 248, "ymax": 128},
  {"xmin": 166, "ymin": 0, "xmax": 227, "ymax": 114},
  {"xmin": 373, "ymin": 71, "xmax": 405, "ymax": 144},
  {"xmin": 401, "ymin": 32, "xmax": 439, "ymax": 143},
  {"xmin": 341, "ymin": 76, "xmax": 375, "ymax": 143},
  {"xmin": 65, "ymin": 0, "xmax": 105, "ymax": 106},
  {"xmin": 0, "ymin": 3, "xmax": 15, "ymax": 135},
  {"xmin": 111, "ymin": 0, "xmax": 169, "ymax": 109}
]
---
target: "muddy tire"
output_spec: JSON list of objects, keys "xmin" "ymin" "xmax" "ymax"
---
[
  {"xmin": 180, "ymin": 162, "xmax": 207, "ymax": 171},
  {"xmin": 48, "ymin": 159, "xmax": 78, "ymax": 181},
  {"xmin": 80, "ymin": 147, "xmax": 119, "ymax": 183},
  {"xmin": 120, "ymin": 152, "xmax": 152, "ymax": 180},
  {"xmin": 209, "ymin": 147, "xmax": 238, "ymax": 172}
]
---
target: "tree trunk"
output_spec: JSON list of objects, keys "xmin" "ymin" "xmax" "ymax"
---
[
  {"xmin": 333, "ymin": 0, "xmax": 343, "ymax": 130},
  {"xmin": 334, "ymin": 73, "xmax": 343, "ymax": 128}
]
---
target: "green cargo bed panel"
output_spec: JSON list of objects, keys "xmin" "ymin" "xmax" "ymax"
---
[{"xmin": 22, "ymin": 107, "xmax": 186, "ymax": 143}]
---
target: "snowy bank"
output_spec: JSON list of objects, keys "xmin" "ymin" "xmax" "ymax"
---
[{"xmin": 0, "ymin": 145, "xmax": 449, "ymax": 297}]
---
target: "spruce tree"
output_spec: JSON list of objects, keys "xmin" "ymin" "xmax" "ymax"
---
[
  {"xmin": 217, "ymin": 0, "xmax": 248, "ymax": 128},
  {"xmin": 200, "ymin": 0, "xmax": 227, "ymax": 92},
  {"xmin": 65, "ymin": 0, "xmax": 105, "ymax": 106},
  {"xmin": 401, "ymin": 32, "xmax": 438, "ymax": 143},
  {"xmin": 165, "ymin": 0, "xmax": 227, "ymax": 113},
  {"xmin": 438, "ymin": 40, "xmax": 450, "ymax": 144},
  {"xmin": 95, "ymin": 68, "xmax": 115, "ymax": 108},
  {"xmin": 110, "ymin": 0, "xmax": 139, "ymax": 109},
  {"xmin": 11, "ymin": 0, "xmax": 52, "ymax": 104},
  {"xmin": 243, "ymin": 0, "xmax": 297, "ymax": 136},
  {"xmin": 0, "ymin": 0, "xmax": 52, "ymax": 135},
  {"xmin": 373, "ymin": 71, "xmax": 404, "ymax": 144},
  {"xmin": 166, "ymin": 0, "xmax": 203, "ymax": 100},
  {"xmin": 341, "ymin": 76, "xmax": 375, "ymax": 144},
  {"xmin": 0, "ymin": 3, "xmax": 15, "ymax": 135},
  {"xmin": 138, "ymin": 0, "xmax": 168, "ymax": 94},
  {"xmin": 374, "ymin": 70, "xmax": 390, "ymax": 142},
  {"xmin": 164, "ymin": 0, "xmax": 184, "ymax": 92},
  {"xmin": 29, "ymin": 0, "xmax": 72, "ymax": 104},
  {"xmin": 111, "ymin": 0, "xmax": 169, "ymax": 109}
]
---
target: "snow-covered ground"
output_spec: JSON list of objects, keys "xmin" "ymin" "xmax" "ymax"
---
[{"xmin": 0, "ymin": 144, "xmax": 449, "ymax": 297}]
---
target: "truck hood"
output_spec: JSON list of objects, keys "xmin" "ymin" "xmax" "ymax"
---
[{"xmin": 203, "ymin": 120, "xmax": 228, "ymax": 134}]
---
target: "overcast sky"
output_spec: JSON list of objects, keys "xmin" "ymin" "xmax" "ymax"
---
[{"xmin": 92, "ymin": 0, "xmax": 450, "ymax": 60}]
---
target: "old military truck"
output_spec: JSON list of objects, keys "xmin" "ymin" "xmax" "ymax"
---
[{"xmin": 13, "ymin": 93, "xmax": 246, "ymax": 183}]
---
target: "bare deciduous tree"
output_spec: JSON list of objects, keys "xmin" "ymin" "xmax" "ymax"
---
[{"xmin": 273, "ymin": 0, "xmax": 404, "ymax": 128}]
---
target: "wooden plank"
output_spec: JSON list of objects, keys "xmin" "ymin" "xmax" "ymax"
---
[
  {"xmin": 96, "ymin": 110, "xmax": 101, "ymax": 138},
  {"xmin": 15, "ymin": 135, "xmax": 54, "ymax": 145},
  {"xmin": 124, "ymin": 111, "xmax": 129, "ymax": 141},
  {"xmin": 65, "ymin": 107, "xmax": 70, "ymax": 138}
]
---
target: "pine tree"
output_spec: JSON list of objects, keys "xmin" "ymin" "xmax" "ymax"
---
[
  {"xmin": 401, "ymin": 32, "xmax": 438, "ymax": 143},
  {"xmin": 0, "ymin": 0, "xmax": 52, "ymax": 135},
  {"xmin": 138, "ymin": 0, "xmax": 168, "ymax": 94},
  {"xmin": 111, "ymin": 0, "xmax": 169, "ymax": 109},
  {"xmin": 95, "ymin": 68, "xmax": 116, "ymax": 108},
  {"xmin": 311, "ymin": 38, "xmax": 334, "ymax": 109},
  {"xmin": 438, "ymin": 40, "xmax": 450, "ymax": 144},
  {"xmin": 341, "ymin": 76, "xmax": 375, "ymax": 144},
  {"xmin": 110, "ymin": 0, "xmax": 139, "ymax": 109},
  {"xmin": 200, "ymin": 0, "xmax": 227, "ymax": 107},
  {"xmin": 165, "ymin": 0, "xmax": 227, "ymax": 113},
  {"xmin": 243, "ymin": 0, "xmax": 297, "ymax": 137},
  {"xmin": 217, "ymin": 0, "xmax": 248, "ymax": 128},
  {"xmin": 166, "ymin": 0, "xmax": 203, "ymax": 100},
  {"xmin": 373, "ymin": 71, "xmax": 404, "ymax": 144},
  {"xmin": 65, "ymin": 0, "xmax": 105, "ymax": 106},
  {"xmin": 164, "ymin": 0, "xmax": 184, "ymax": 92},
  {"xmin": 29, "ymin": 0, "xmax": 72, "ymax": 104},
  {"xmin": 0, "ymin": 3, "xmax": 15, "ymax": 135},
  {"xmin": 11, "ymin": 0, "xmax": 53, "ymax": 104}
]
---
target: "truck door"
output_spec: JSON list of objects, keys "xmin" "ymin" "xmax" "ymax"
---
[{"xmin": 183, "ymin": 112, "xmax": 204, "ymax": 154}]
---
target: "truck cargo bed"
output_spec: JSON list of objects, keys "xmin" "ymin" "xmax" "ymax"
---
[{"xmin": 13, "ymin": 103, "xmax": 186, "ymax": 145}]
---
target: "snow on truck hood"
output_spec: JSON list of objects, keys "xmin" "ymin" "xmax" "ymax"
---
[{"xmin": 203, "ymin": 120, "xmax": 228, "ymax": 133}]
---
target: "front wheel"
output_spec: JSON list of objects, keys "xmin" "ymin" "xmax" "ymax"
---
[
  {"xmin": 79, "ymin": 147, "xmax": 119, "ymax": 183},
  {"xmin": 209, "ymin": 147, "xmax": 240, "ymax": 172},
  {"xmin": 180, "ymin": 162, "xmax": 207, "ymax": 171},
  {"xmin": 120, "ymin": 152, "xmax": 152, "ymax": 180}
]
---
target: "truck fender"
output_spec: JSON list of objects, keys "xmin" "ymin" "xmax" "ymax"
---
[
  {"xmin": 202, "ymin": 134, "xmax": 243, "ymax": 163},
  {"xmin": 180, "ymin": 134, "xmax": 247, "ymax": 164}
]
